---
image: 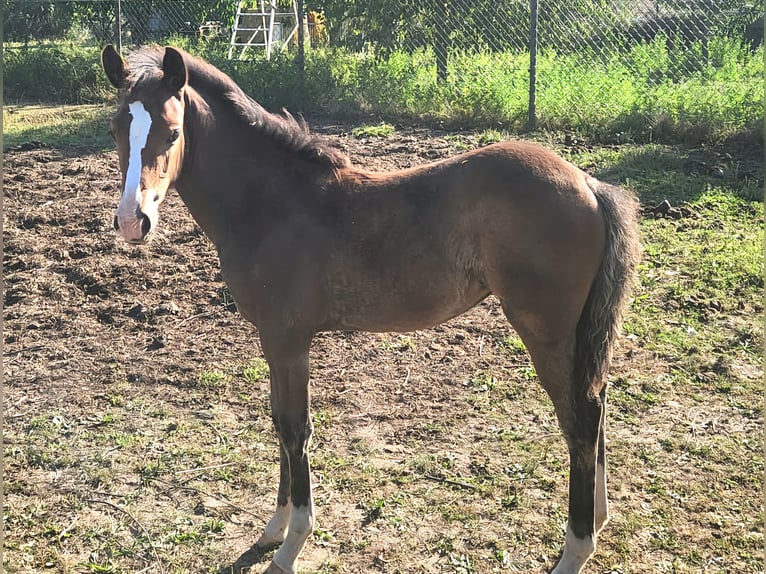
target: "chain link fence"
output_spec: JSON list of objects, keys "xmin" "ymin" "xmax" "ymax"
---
[
  {"xmin": 357, "ymin": 0, "xmax": 762, "ymax": 130},
  {"xmin": 3, "ymin": 0, "xmax": 233, "ymax": 46},
  {"xmin": 3, "ymin": 0, "xmax": 763, "ymax": 132}
]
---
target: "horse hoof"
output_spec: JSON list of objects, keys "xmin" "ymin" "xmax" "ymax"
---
[
  {"xmin": 254, "ymin": 534, "xmax": 284, "ymax": 550},
  {"xmin": 263, "ymin": 561, "xmax": 291, "ymax": 574}
]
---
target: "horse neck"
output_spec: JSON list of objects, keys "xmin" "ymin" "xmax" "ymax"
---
[{"xmin": 174, "ymin": 93, "xmax": 292, "ymax": 250}]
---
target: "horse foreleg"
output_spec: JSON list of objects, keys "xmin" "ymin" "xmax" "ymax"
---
[
  {"xmin": 262, "ymin": 339, "xmax": 315, "ymax": 574},
  {"xmin": 256, "ymin": 446, "xmax": 291, "ymax": 548},
  {"xmin": 267, "ymin": 440, "xmax": 314, "ymax": 574}
]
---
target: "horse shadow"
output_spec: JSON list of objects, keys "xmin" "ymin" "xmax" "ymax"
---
[{"xmin": 216, "ymin": 542, "xmax": 276, "ymax": 574}]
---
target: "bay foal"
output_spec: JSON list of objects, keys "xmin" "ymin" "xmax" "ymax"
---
[{"xmin": 101, "ymin": 45, "xmax": 639, "ymax": 573}]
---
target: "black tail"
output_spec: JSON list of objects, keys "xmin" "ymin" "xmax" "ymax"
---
[{"xmin": 577, "ymin": 179, "xmax": 641, "ymax": 398}]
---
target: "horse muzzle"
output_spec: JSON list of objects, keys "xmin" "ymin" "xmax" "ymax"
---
[{"xmin": 114, "ymin": 208, "xmax": 154, "ymax": 244}]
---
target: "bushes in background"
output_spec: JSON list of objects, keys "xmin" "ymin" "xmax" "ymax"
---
[
  {"xmin": 4, "ymin": 36, "xmax": 761, "ymax": 144},
  {"xmin": 4, "ymin": 44, "xmax": 113, "ymax": 103}
]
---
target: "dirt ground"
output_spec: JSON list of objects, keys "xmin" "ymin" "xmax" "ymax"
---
[
  {"xmin": 3, "ymin": 123, "xmax": 762, "ymax": 574},
  {"xmin": 3, "ymin": 124, "xmax": 503, "ymax": 429}
]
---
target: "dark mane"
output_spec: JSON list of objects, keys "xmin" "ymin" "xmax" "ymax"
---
[{"xmin": 125, "ymin": 45, "xmax": 349, "ymax": 170}]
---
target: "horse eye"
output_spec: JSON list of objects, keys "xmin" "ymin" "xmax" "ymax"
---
[{"xmin": 167, "ymin": 129, "xmax": 180, "ymax": 145}]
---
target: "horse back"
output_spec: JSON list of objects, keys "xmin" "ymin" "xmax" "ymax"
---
[{"xmin": 309, "ymin": 140, "xmax": 605, "ymax": 332}]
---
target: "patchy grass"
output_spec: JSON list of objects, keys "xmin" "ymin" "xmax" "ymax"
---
[
  {"xmin": 3, "ymin": 109, "xmax": 762, "ymax": 573},
  {"xmin": 242, "ymin": 358, "xmax": 270, "ymax": 383},
  {"xmin": 476, "ymin": 129, "xmax": 506, "ymax": 146},
  {"xmin": 351, "ymin": 122, "xmax": 396, "ymax": 138},
  {"xmin": 3, "ymin": 104, "xmax": 113, "ymax": 149}
]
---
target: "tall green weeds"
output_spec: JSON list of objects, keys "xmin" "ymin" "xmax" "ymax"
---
[
  {"xmin": 534, "ymin": 36, "xmax": 763, "ymax": 142},
  {"xmin": 4, "ymin": 44, "xmax": 111, "ymax": 103},
  {"xmin": 4, "ymin": 35, "xmax": 761, "ymax": 144}
]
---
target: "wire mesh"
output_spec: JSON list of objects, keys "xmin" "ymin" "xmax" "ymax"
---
[
  {"xmin": 2, "ymin": 0, "xmax": 233, "ymax": 46},
  {"xmin": 3, "ymin": 0, "xmax": 763, "ymax": 126},
  {"xmin": 387, "ymin": 0, "xmax": 761, "ymax": 130}
]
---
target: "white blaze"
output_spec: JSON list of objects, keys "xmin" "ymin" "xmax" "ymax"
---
[{"xmin": 115, "ymin": 101, "xmax": 152, "ymax": 240}]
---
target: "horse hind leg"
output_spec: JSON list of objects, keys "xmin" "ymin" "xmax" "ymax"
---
[
  {"xmin": 498, "ymin": 298, "xmax": 602, "ymax": 574},
  {"xmin": 521, "ymin": 336, "xmax": 602, "ymax": 574},
  {"xmin": 595, "ymin": 385, "xmax": 609, "ymax": 533},
  {"xmin": 266, "ymin": 444, "xmax": 314, "ymax": 574},
  {"xmin": 551, "ymin": 390, "xmax": 602, "ymax": 574}
]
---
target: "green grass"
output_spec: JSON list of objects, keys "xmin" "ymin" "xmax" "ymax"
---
[
  {"xmin": 4, "ymin": 35, "xmax": 761, "ymax": 145},
  {"xmin": 293, "ymin": 37, "xmax": 761, "ymax": 142},
  {"xmin": 241, "ymin": 358, "xmax": 270, "ymax": 383},
  {"xmin": 624, "ymin": 191, "xmax": 763, "ymax": 408},
  {"xmin": 195, "ymin": 369, "xmax": 228, "ymax": 389},
  {"xmin": 351, "ymin": 122, "xmax": 396, "ymax": 138},
  {"xmin": 379, "ymin": 334, "xmax": 415, "ymax": 353},
  {"xmin": 3, "ymin": 104, "xmax": 113, "ymax": 149},
  {"xmin": 3, "ymin": 44, "xmax": 111, "ymax": 104}
]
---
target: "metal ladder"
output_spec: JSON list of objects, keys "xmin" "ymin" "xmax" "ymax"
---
[{"xmin": 228, "ymin": 0, "xmax": 299, "ymax": 60}]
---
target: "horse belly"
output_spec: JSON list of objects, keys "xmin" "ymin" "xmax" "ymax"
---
[{"xmin": 327, "ymin": 269, "xmax": 489, "ymax": 333}]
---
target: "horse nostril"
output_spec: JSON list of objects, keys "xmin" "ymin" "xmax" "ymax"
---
[
  {"xmin": 140, "ymin": 213, "xmax": 151, "ymax": 237},
  {"xmin": 113, "ymin": 215, "xmax": 120, "ymax": 231}
]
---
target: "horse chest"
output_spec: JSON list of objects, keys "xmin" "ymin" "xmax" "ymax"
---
[{"xmin": 218, "ymin": 248, "xmax": 330, "ymax": 331}]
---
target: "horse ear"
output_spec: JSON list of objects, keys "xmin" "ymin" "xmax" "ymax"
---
[
  {"xmin": 101, "ymin": 45, "xmax": 127, "ymax": 89},
  {"xmin": 162, "ymin": 47, "xmax": 188, "ymax": 93}
]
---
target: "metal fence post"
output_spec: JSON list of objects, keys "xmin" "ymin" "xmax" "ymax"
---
[
  {"xmin": 296, "ymin": 0, "xmax": 306, "ymax": 110},
  {"xmin": 528, "ymin": 0, "xmax": 538, "ymax": 130},
  {"xmin": 115, "ymin": 0, "xmax": 122, "ymax": 53}
]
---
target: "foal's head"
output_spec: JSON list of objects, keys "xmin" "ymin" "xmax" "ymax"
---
[{"xmin": 101, "ymin": 45, "xmax": 188, "ymax": 244}]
